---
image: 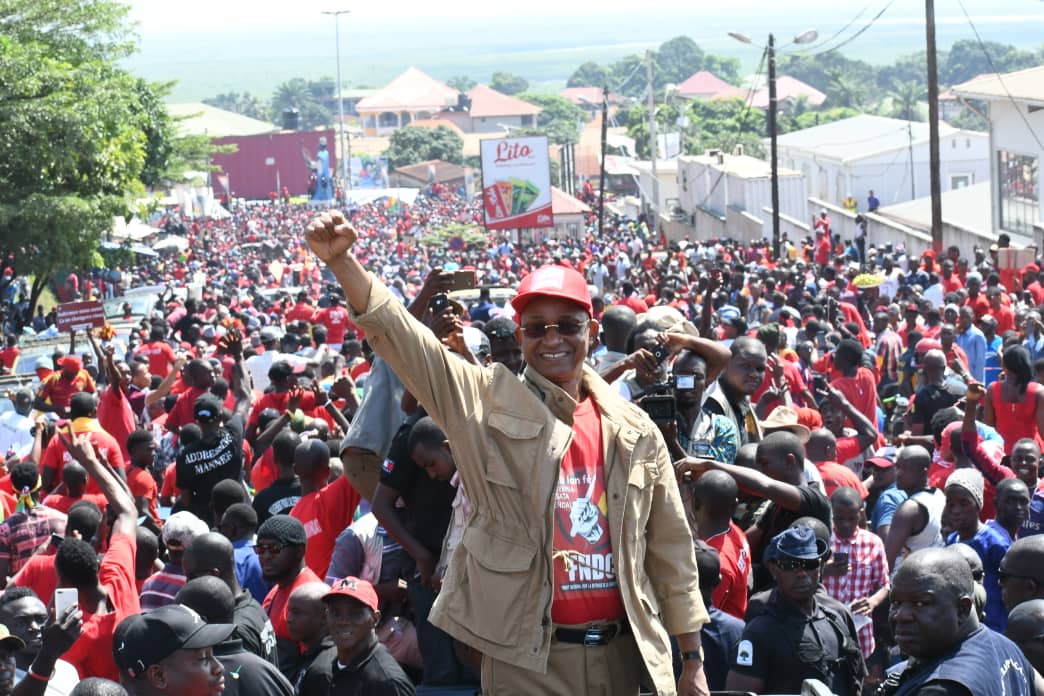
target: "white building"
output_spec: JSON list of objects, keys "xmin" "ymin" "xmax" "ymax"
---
[
  {"xmin": 633, "ymin": 160, "xmax": 680, "ymax": 217},
  {"xmin": 773, "ymin": 114, "xmax": 989, "ymax": 209},
  {"xmin": 675, "ymin": 152, "xmax": 806, "ymax": 243},
  {"xmin": 955, "ymin": 67, "xmax": 1044, "ymax": 240}
]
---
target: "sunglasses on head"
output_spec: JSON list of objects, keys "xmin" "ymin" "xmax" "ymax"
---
[
  {"xmin": 774, "ymin": 558, "xmax": 822, "ymax": 572},
  {"xmin": 520, "ymin": 319, "xmax": 589, "ymax": 339}
]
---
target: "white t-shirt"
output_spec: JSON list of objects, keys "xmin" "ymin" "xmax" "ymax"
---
[{"xmin": 0, "ymin": 411, "xmax": 33, "ymax": 460}]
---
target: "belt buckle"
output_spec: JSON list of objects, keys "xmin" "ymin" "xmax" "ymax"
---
[{"xmin": 582, "ymin": 625, "xmax": 616, "ymax": 647}]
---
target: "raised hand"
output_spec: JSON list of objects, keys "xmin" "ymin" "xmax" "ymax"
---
[
  {"xmin": 305, "ymin": 210, "xmax": 358, "ymax": 264},
  {"xmin": 287, "ymin": 386, "xmax": 305, "ymax": 413}
]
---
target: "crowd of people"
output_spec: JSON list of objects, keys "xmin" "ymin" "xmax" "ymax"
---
[{"xmin": 0, "ymin": 185, "xmax": 1042, "ymax": 695}]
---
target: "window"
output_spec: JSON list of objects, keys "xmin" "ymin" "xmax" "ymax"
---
[
  {"xmin": 998, "ymin": 150, "xmax": 1040, "ymax": 236},
  {"xmin": 521, "ymin": 115, "xmax": 534, "ymax": 127},
  {"xmin": 378, "ymin": 112, "xmax": 398, "ymax": 128},
  {"xmin": 950, "ymin": 174, "xmax": 971, "ymax": 189}
]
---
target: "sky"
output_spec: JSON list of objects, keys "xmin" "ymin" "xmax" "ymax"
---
[{"xmin": 122, "ymin": 0, "xmax": 1044, "ymax": 101}]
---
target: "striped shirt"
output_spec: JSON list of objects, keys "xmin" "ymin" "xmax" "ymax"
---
[
  {"xmin": 0, "ymin": 504, "xmax": 66, "ymax": 575},
  {"xmin": 139, "ymin": 562, "xmax": 186, "ymax": 611}
]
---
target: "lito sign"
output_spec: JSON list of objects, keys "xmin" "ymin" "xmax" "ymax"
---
[{"xmin": 480, "ymin": 135, "xmax": 553, "ymax": 230}]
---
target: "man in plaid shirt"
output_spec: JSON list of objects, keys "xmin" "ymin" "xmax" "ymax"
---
[{"xmin": 821, "ymin": 487, "xmax": 889, "ymax": 661}]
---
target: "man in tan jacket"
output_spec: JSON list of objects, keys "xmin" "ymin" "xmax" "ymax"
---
[{"xmin": 305, "ymin": 211, "xmax": 709, "ymax": 695}]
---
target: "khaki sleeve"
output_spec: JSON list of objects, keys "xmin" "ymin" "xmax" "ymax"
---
[
  {"xmin": 350, "ymin": 279, "xmax": 489, "ymax": 440},
  {"xmin": 643, "ymin": 430, "xmax": 709, "ymax": 635}
]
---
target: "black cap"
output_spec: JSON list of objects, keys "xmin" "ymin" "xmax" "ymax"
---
[
  {"xmin": 193, "ymin": 393, "xmax": 223, "ymax": 424},
  {"xmin": 256, "ymin": 514, "xmax": 307, "ymax": 546},
  {"xmin": 114, "ymin": 604, "xmax": 234, "ymax": 677}
]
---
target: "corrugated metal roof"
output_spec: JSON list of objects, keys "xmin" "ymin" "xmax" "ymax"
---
[
  {"xmin": 167, "ymin": 103, "xmax": 279, "ymax": 137},
  {"xmin": 774, "ymin": 114, "xmax": 971, "ymax": 163},
  {"xmin": 954, "ymin": 66, "xmax": 1044, "ymax": 106}
]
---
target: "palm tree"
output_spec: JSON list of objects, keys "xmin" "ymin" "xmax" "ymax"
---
[
  {"xmin": 890, "ymin": 81, "xmax": 925, "ymax": 121},
  {"xmin": 825, "ymin": 68, "xmax": 862, "ymax": 110}
]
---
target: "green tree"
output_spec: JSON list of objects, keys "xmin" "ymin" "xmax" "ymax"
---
[
  {"xmin": 949, "ymin": 106, "xmax": 988, "ymax": 131},
  {"xmin": 941, "ymin": 39, "xmax": 1039, "ymax": 85},
  {"xmin": 203, "ymin": 91, "xmax": 269, "ymax": 121},
  {"xmin": 270, "ymin": 78, "xmax": 331, "ymax": 130},
  {"xmin": 889, "ymin": 81, "xmax": 925, "ymax": 121},
  {"xmin": 609, "ymin": 54, "xmax": 645, "ymax": 97},
  {"xmin": 824, "ymin": 67, "xmax": 865, "ymax": 109},
  {"xmin": 384, "ymin": 126, "xmax": 464, "ymax": 168},
  {"xmin": 489, "ymin": 71, "xmax": 529, "ymax": 96},
  {"xmin": 447, "ymin": 75, "xmax": 476, "ymax": 92},
  {"xmin": 566, "ymin": 61, "xmax": 610, "ymax": 88},
  {"xmin": 0, "ymin": 0, "xmax": 163, "ymax": 313},
  {"xmin": 655, "ymin": 36, "xmax": 705, "ymax": 88},
  {"xmin": 516, "ymin": 93, "xmax": 584, "ymax": 144}
]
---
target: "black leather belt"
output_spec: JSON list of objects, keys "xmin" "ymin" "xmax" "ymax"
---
[{"xmin": 554, "ymin": 622, "xmax": 630, "ymax": 647}]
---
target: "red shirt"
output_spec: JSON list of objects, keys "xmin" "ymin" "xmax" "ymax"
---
[
  {"xmin": 263, "ymin": 566, "xmax": 322, "ymax": 642},
  {"xmin": 40, "ymin": 419, "xmax": 125, "ymax": 496},
  {"xmin": 832, "ymin": 367, "xmax": 878, "ymax": 430},
  {"xmin": 61, "ymin": 532, "xmax": 140, "ymax": 679},
  {"xmin": 165, "ymin": 386, "xmax": 208, "ymax": 432},
  {"xmin": 815, "ymin": 460, "xmax": 870, "ymax": 499},
  {"xmin": 248, "ymin": 391, "xmax": 317, "ymax": 429},
  {"xmin": 617, "ymin": 295, "xmax": 649, "ymax": 315},
  {"xmin": 0, "ymin": 346, "xmax": 19, "ymax": 371},
  {"xmin": 752, "ymin": 359, "xmax": 809, "ymax": 406},
  {"xmin": 550, "ymin": 397, "xmax": 625, "ymax": 624},
  {"xmin": 39, "ymin": 371, "xmax": 95, "ymax": 411},
  {"xmin": 286, "ymin": 302, "xmax": 315, "ymax": 323},
  {"xmin": 250, "ymin": 450, "xmax": 277, "ymax": 493},
  {"xmin": 705, "ymin": 522, "xmax": 750, "ymax": 620},
  {"xmin": 993, "ymin": 303, "xmax": 1016, "ymax": 335},
  {"xmin": 966, "ymin": 294, "xmax": 991, "ymax": 320},
  {"xmin": 127, "ymin": 466, "xmax": 160, "ymax": 524},
  {"xmin": 10, "ymin": 551, "xmax": 58, "ymax": 607},
  {"xmin": 941, "ymin": 275, "xmax": 964, "ymax": 293},
  {"xmin": 41, "ymin": 493, "xmax": 108, "ymax": 515},
  {"xmin": 290, "ymin": 475, "xmax": 360, "ymax": 579},
  {"xmin": 140, "ymin": 341, "xmax": 176, "ymax": 378},
  {"xmin": 160, "ymin": 464, "xmax": 179, "ymax": 501},
  {"xmin": 815, "ymin": 235, "xmax": 832, "ymax": 265},
  {"xmin": 312, "ymin": 306, "xmax": 352, "ymax": 345}
]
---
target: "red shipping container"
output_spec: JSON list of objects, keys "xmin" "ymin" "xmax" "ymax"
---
[{"xmin": 210, "ymin": 129, "xmax": 337, "ymax": 201}]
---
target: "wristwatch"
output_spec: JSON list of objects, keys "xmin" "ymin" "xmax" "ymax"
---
[{"xmin": 681, "ymin": 646, "xmax": 704, "ymax": 662}]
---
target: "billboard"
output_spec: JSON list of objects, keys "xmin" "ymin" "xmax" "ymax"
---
[
  {"xmin": 480, "ymin": 136, "xmax": 553, "ymax": 230},
  {"xmin": 350, "ymin": 156, "xmax": 389, "ymax": 189}
]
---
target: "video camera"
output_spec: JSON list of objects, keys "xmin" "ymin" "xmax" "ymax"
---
[{"xmin": 636, "ymin": 372, "xmax": 695, "ymax": 426}]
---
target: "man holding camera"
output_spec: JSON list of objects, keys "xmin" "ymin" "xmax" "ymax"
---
[{"xmin": 305, "ymin": 211, "xmax": 709, "ymax": 696}]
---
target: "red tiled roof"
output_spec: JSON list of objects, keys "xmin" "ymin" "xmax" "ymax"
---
[
  {"xmin": 408, "ymin": 118, "xmax": 466, "ymax": 136},
  {"xmin": 676, "ymin": 71, "xmax": 737, "ymax": 99},
  {"xmin": 749, "ymin": 76, "xmax": 826, "ymax": 108},
  {"xmin": 467, "ymin": 85, "xmax": 542, "ymax": 118},
  {"xmin": 357, "ymin": 67, "xmax": 459, "ymax": 113},
  {"xmin": 551, "ymin": 186, "xmax": 592, "ymax": 215}
]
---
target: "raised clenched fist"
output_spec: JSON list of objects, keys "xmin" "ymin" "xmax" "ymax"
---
[{"xmin": 305, "ymin": 210, "xmax": 358, "ymax": 264}]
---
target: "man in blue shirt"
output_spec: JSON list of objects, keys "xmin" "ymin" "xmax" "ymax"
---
[
  {"xmin": 865, "ymin": 457, "xmax": 907, "ymax": 538},
  {"xmin": 867, "ymin": 190, "xmax": 879, "ymax": 212},
  {"xmin": 955, "ymin": 306, "xmax": 987, "ymax": 383},
  {"xmin": 979, "ymin": 315, "xmax": 1003, "ymax": 387},
  {"xmin": 1024, "ymin": 311, "xmax": 1044, "ymax": 363}
]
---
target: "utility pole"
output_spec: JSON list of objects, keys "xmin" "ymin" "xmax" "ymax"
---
[
  {"xmin": 925, "ymin": 0, "xmax": 943, "ymax": 252},
  {"xmin": 908, "ymin": 123, "xmax": 916, "ymax": 200},
  {"xmin": 322, "ymin": 9, "xmax": 351, "ymax": 193},
  {"xmin": 767, "ymin": 33, "xmax": 781, "ymax": 259},
  {"xmin": 598, "ymin": 85, "xmax": 609, "ymax": 238},
  {"xmin": 646, "ymin": 52, "xmax": 659, "ymax": 224}
]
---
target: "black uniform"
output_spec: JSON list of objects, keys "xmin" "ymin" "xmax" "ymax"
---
[
  {"xmin": 322, "ymin": 639, "xmax": 415, "ymax": 696},
  {"xmin": 253, "ymin": 476, "xmax": 303, "ymax": 524},
  {"xmin": 730, "ymin": 588, "xmax": 865, "ymax": 696},
  {"xmin": 213, "ymin": 637, "xmax": 295, "ymax": 696},
  {"xmin": 234, "ymin": 590, "xmax": 278, "ymax": 665}
]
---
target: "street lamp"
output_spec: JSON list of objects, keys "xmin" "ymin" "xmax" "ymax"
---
[
  {"xmin": 321, "ymin": 9, "xmax": 350, "ymax": 194},
  {"xmin": 730, "ymin": 28, "xmax": 817, "ymax": 259}
]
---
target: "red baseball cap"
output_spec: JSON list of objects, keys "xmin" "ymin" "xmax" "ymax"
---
[
  {"xmin": 864, "ymin": 456, "xmax": 895, "ymax": 469},
  {"xmin": 322, "ymin": 576, "xmax": 379, "ymax": 612},
  {"xmin": 915, "ymin": 338, "xmax": 943, "ymax": 354},
  {"xmin": 511, "ymin": 265, "xmax": 592, "ymax": 317}
]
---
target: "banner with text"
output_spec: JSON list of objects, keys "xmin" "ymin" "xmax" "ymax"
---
[
  {"xmin": 56, "ymin": 301, "xmax": 106, "ymax": 332},
  {"xmin": 480, "ymin": 136, "xmax": 553, "ymax": 230}
]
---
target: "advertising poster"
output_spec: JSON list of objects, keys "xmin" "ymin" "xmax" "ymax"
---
[
  {"xmin": 480, "ymin": 136, "xmax": 553, "ymax": 230},
  {"xmin": 350, "ymin": 156, "xmax": 389, "ymax": 189}
]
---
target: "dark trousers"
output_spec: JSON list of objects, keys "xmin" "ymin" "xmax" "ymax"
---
[{"xmin": 407, "ymin": 578, "xmax": 478, "ymax": 686}]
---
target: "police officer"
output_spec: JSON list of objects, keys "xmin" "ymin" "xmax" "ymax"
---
[{"xmin": 726, "ymin": 526, "xmax": 865, "ymax": 695}]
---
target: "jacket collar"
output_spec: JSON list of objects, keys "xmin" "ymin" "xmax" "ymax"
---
[{"xmin": 522, "ymin": 363, "xmax": 634, "ymax": 426}]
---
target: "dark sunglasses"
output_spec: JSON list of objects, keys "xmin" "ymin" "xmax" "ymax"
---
[
  {"xmin": 997, "ymin": 568, "xmax": 1037, "ymax": 584},
  {"xmin": 774, "ymin": 558, "xmax": 822, "ymax": 572},
  {"xmin": 972, "ymin": 570, "xmax": 984, "ymax": 582},
  {"xmin": 254, "ymin": 543, "xmax": 286, "ymax": 556},
  {"xmin": 520, "ymin": 319, "xmax": 589, "ymax": 339}
]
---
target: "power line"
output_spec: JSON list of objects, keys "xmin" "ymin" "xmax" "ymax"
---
[
  {"xmin": 697, "ymin": 47, "xmax": 769, "ymax": 209},
  {"xmin": 790, "ymin": 1, "xmax": 875, "ymax": 54},
  {"xmin": 792, "ymin": 0, "xmax": 896, "ymax": 58},
  {"xmin": 954, "ymin": 0, "xmax": 1044, "ymax": 153}
]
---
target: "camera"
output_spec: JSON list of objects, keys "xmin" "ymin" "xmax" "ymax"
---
[
  {"xmin": 637, "ymin": 382, "xmax": 676, "ymax": 425},
  {"xmin": 429, "ymin": 293, "xmax": 449, "ymax": 315}
]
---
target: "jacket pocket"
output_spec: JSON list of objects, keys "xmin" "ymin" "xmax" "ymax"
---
[
  {"xmin": 457, "ymin": 526, "xmax": 537, "ymax": 646},
  {"xmin": 485, "ymin": 411, "xmax": 545, "ymax": 490}
]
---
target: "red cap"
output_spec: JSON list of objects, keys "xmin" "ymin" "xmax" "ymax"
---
[
  {"xmin": 1023, "ymin": 263, "xmax": 1040, "ymax": 274},
  {"xmin": 60, "ymin": 355, "xmax": 83, "ymax": 372},
  {"xmin": 915, "ymin": 338, "xmax": 943, "ymax": 354},
  {"xmin": 511, "ymin": 265, "xmax": 592, "ymax": 317},
  {"xmin": 864, "ymin": 456, "xmax": 895, "ymax": 469},
  {"xmin": 322, "ymin": 576, "xmax": 379, "ymax": 612}
]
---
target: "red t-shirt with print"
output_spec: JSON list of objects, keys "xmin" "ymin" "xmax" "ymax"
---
[{"xmin": 550, "ymin": 397, "xmax": 625, "ymax": 625}]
